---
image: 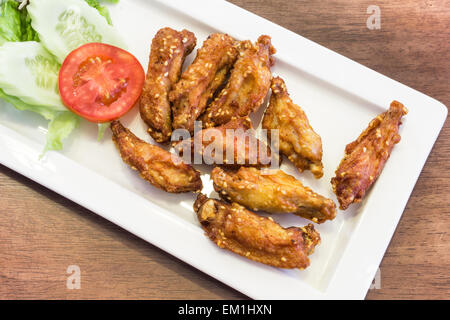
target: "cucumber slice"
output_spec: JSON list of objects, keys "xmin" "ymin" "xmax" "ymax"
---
[
  {"xmin": 0, "ymin": 41, "xmax": 66, "ymax": 110},
  {"xmin": 28, "ymin": 0, "xmax": 125, "ymax": 63}
]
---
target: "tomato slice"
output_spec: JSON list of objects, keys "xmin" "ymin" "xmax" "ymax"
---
[{"xmin": 59, "ymin": 43, "xmax": 145, "ymax": 123}]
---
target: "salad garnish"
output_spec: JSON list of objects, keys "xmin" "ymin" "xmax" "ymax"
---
[{"xmin": 0, "ymin": 0, "xmax": 124, "ymax": 154}]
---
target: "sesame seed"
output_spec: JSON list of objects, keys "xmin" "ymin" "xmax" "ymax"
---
[{"xmin": 376, "ymin": 129, "xmax": 381, "ymax": 138}]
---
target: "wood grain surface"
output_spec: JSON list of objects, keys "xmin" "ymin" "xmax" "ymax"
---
[{"xmin": 0, "ymin": 0, "xmax": 449, "ymax": 300}]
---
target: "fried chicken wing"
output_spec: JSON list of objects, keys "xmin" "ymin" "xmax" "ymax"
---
[
  {"xmin": 175, "ymin": 117, "xmax": 277, "ymax": 167},
  {"xmin": 139, "ymin": 28, "xmax": 196, "ymax": 143},
  {"xmin": 262, "ymin": 77, "xmax": 324, "ymax": 178},
  {"xmin": 331, "ymin": 101, "xmax": 408, "ymax": 210},
  {"xmin": 194, "ymin": 194, "xmax": 320, "ymax": 269},
  {"xmin": 211, "ymin": 167, "xmax": 336, "ymax": 223},
  {"xmin": 111, "ymin": 121, "xmax": 202, "ymax": 193},
  {"xmin": 170, "ymin": 33, "xmax": 238, "ymax": 134},
  {"xmin": 200, "ymin": 35, "xmax": 276, "ymax": 128}
]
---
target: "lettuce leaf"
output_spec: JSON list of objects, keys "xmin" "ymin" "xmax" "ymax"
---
[
  {"xmin": 43, "ymin": 111, "xmax": 80, "ymax": 155},
  {"xmin": 19, "ymin": 4, "xmax": 39, "ymax": 41},
  {"xmin": 0, "ymin": 0, "xmax": 23, "ymax": 44},
  {"xmin": 0, "ymin": 0, "xmax": 39, "ymax": 43},
  {"xmin": 0, "ymin": 88, "xmax": 54, "ymax": 120},
  {"xmin": 0, "ymin": 88, "xmax": 79, "ymax": 155},
  {"xmin": 97, "ymin": 122, "xmax": 110, "ymax": 141}
]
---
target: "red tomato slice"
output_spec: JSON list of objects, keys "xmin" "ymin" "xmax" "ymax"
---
[{"xmin": 59, "ymin": 43, "xmax": 145, "ymax": 123}]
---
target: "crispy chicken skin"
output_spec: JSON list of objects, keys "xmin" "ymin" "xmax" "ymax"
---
[
  {"xmin": 170, "ymin": 33, "xmax": 238, "ymax": 134},
  {"xmin": 263, "ymin": 77, "xmax": 324, "ymax": 178},
  {"xmin": 139, "ymin": 28, "xmax": 196, "ymax": 143},
  {"xmin": 111, "ymin": 121, "xmax": 202, "ymax": 193},
  {"xmin": 194, "ymin": 194, "xmax": 320, "ymax": 269},
  {"xmin": 331, "ymin": 101, "xmax": 408, "ymax": 210},
  {"xmin": 175, "ymin": 117, "xmax": 277, "ymax": 167},
  {"xmin": 200, "ymin": 35, "xmax": 276, "ymax": 128},
  {"xmin": 211, "ymin": 167, "xmax": 336, "ymax": 223}
]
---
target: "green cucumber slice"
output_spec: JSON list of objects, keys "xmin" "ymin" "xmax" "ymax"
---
[
  {"xmin": 28, "ymin": 0, "xmax": 125, "ymax": 63},
  {"xmin": 0, "ymin": 41, "xmax": 65, "ymax": 110}
]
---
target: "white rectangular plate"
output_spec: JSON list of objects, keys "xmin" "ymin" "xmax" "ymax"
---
[{"xmin": 0, "ymin": 0, "xmax": 447, "ymax": 299}]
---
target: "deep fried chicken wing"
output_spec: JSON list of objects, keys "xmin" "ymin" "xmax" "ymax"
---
[
  {"xmin": 111, "ymin": 121, "xmax": 202, "ymax": 193},
  {"xmin": 200, "ymin": 35, "xmax": 276, "ymax": 128},
  {"xmin": 194, "ymin": 194, "xmax": 320, "ymax": 269},
  {"xmin": 170, "ymin": 33, "xmax": 238, "ymax": 134},
  {"xmin": 211, "ymin": 167, "xmax": 336, "ymax": 223},
  {"xmin": 262, "ymin": 77, "xmax": 324, "ymax": 178},
  {"xmin": 331, "ymin": 101, "xmax": 408, "ymax": 210},
  {"xmin": 175, "ymin": 117, "xmax": 277, "ymax": 167},
  {"xmin": 140, "ymin": 28, "xmax": 196, "ymax": 143}
]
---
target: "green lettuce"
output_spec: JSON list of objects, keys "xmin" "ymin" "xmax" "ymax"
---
[
  {"xmin": 0, "ymin": 0, "xmax": 23, "ymax": 44},
  {"xmin": 0, "ymin": 88, "xmax": 79, "ymax": 156},
  {"xmin": 0, "ymin": 0, "xmax": 39, "ymax": 43},
  {"xmin": 97, "ymin": 122, "xmax": 110, "ymax": 141},
  {"xmin": 19, "ymin": 3, "xmax": 39, "ymax": 41},
  {"xmin": 0, "ymin": 88, "xmax": 54, "ymax": 120},
  {"xmin": 43, "ymin": 111, "xmax": 80, "ymax": 155}
]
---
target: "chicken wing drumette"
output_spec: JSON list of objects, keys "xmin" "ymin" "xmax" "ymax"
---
[
  {"xmin": 200, "ymin": 35, "xmax": 276, "ymax": 128},
  {"xmin": 170, "ymin": 33, "xmax": 238, "ymax": 134},
  {"xmin": 194, "ymin": 194, "xmax": 320, "ymax": 269},
  {"xmin": 211, "ymin": 167, "xmax": 336, "ymax": 223},
  {"xmin": 331, "ymin": 101, "xmax": 408, "ymax": 210},
  {"xmin": 140, "ymin": 28, "xmax": 196, "ymax": 143},
  {"xmin": 174, "ymin": 117, "xmax": 277, "ymax": 167},
  {"xmin": 263, "ymin": 77, "xmax": 324, "ymax": 178},
  {"xmin": 111, "ymin": 121, "xmax": 202, "ymax": 193}
]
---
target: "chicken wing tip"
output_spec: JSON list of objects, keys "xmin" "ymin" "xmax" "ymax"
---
[
  {"xmin": 270, "ymin": 76, "xmax": 288, "ymax": 95},
  {"xmin": 391, "ymin": 100, "xmax": 408, "ymax": 115}
]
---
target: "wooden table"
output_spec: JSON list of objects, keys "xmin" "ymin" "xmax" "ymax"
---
[{"xmin": 0, "ymin": 0, "xmax": 449, "ymax": 300}]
